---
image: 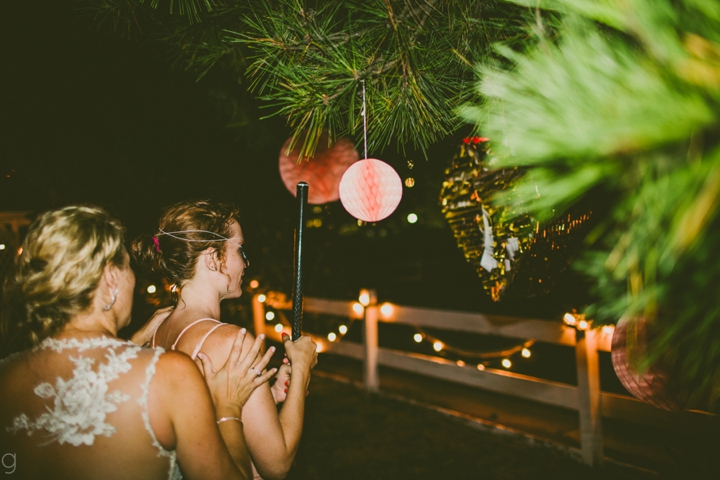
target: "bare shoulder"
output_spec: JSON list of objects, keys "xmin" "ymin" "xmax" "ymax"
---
[
  {"xmin": 212, "ymin": 323, "xmax": 256, "ymax": 350},
  {"xmin": 155, "ymin": 350, "xmax": 200, "ymax": 375},
  {"xmin": 0, "ymin": 350, "xmax": 32, "ymax": 385},
  {"xmin": 0, "ymin": 354, "xmax": 19, "ymax": 397},
  {"xmin": 153, "ymin": 350, "xmax": 206, "ymax": 391}
]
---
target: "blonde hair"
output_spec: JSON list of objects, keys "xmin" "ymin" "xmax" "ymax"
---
[{"xmin": 1, "ymin": 205, "xmax": 127, "ymax": 355}]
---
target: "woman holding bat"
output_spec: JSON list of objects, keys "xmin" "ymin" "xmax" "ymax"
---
[
  {"xmin": 132, "ymin": 200, "xmax": 317, "ymax": 480},
  {"xmin": 0, "ymin": 205, "xmax": 275, "ymax": 480}
]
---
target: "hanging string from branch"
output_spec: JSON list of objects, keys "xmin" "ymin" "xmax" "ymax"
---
[{"xmin": 361, "ymin": 79, "xmax": 368, "ymax": 161}]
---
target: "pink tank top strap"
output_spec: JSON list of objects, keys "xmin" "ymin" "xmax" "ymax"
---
[
  {"xmin": 190, "ymin": 323, "xmax": 229, "ymax": 360},
  {"xmin": 171, "ymin": 318, "xmax": 221, "ymax": 350}
]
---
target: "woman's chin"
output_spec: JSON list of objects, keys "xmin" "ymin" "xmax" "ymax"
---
[{"xmin": 223, "ymin": 288, "xmax": 243, "ymax": 300}]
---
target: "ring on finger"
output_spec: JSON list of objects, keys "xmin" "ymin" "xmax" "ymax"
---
[{"xmin": 252, "ymin": 367, "xmax": 262, "ymax": 377}]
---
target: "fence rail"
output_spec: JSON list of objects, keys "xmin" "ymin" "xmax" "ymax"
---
[{"xmin": 252, "ymin": 291, "xmax": 712, "ymax": 467}]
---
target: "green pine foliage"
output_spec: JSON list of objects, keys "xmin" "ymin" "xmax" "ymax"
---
[
  {"xmin": 462, "ymin": 0, "xmax": 720, "ymax": 408},
  {"xmin": 81, "ymin": 0, "xmax": 527, "ymax": 158},
  {"xmin": 236, "ymin": 0, "xmax": 526, "ymax": 159}
]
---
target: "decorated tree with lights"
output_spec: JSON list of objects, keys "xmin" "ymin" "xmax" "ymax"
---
[
  {"xmin": 83, "ymin": 0, "xmax": 720, "ymax": 408},
  {"xmin": 461, "ymin": 0, "xmax": 720, "ymax": 410}
]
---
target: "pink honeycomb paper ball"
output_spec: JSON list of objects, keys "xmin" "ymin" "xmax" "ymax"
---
[{"xmin": 339, "ymin": 159, "xmax": 403, "ymax": 222}]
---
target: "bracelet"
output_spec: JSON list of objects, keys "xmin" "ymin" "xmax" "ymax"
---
[{"xmin": 216, "ymin": 417, "xmax": 243, "ymax": 425}]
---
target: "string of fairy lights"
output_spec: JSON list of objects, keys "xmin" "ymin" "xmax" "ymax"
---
[
  {"xmin": 250, "ymin": 288, "xmax": 606, "ymax": 371},
  {"xmin": 139, "ymin": 281, "xmax": 614, "ymax": 369}
]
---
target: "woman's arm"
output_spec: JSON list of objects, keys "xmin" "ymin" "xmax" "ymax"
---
[
  {"xmin": 197, "ymin": 330, "xmax": 277, "ymax": 479},
  {"xmin": 199, "ymin": 327, "xmax": 316, "ymax": 480},
  {"xmin": 149, "ymin": 330, "xmax": 275, "ymax": 480},
  {"xmin": 241, "ymin": 333, "xmax": 318, "ymax": 480}
]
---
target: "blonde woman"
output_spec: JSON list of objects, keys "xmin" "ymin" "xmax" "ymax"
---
[
  {"xmin": 133, "ymin": 200, "xmax": 318, "ymax": 480},
  {"xmin": 0, "ymin": 205, "xmax": 276, "ymax": 480}
]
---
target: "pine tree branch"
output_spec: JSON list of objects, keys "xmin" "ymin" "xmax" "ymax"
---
[
  {"xmin": 235, "ymin": 0, "xmax": 525, "ymax": 158},
  {"xmin": 463, "ymin": 0, "xmax": 720, "ymax": 409}
]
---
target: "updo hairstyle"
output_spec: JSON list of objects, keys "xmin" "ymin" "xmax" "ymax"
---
[
  {"xmin": 1, "ymin": 205, "xmax": 127, "ymax": 354},
  {"xmin": 132, "ymin": 200, "xmax": 240, "ymax": 286}
]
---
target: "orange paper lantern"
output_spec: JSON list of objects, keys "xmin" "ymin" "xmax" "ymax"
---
[
  {"xmin": 339, "ymin": 159, "xmax": 403, "ymax": 222},
  {"xmin": 279, "ymin": 131, "xmax": 359, "ymax": 205}
]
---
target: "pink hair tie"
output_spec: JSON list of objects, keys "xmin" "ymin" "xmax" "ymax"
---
[{"xmin": 152, "ymin": 236, "xmax": 161, "ymax": 252}]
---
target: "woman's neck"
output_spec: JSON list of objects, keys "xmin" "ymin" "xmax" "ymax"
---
[
  {"xmin": 175, "ymin": 280, "xmax": 222, "ymax": 320},
  {"xmin": 60, "ymin": 313, "xmax": 118, "ymax": 339}
]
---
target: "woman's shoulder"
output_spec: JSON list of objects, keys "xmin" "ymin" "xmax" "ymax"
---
[
  {"xmin": 147, "ymin": 350, "xmax": 208, "ymax": 403},
  {"xmin": 0, "ymin": 347, "xmax": 27, "ymax": 365},
  {"xmin": 177, "ymin": 316, "xmax": 253, "ymax": 344},
  {"xmin": 211, "ymin": 321, "xmax": 249, "ymax": 335},
  {"xmin": 189, "ymin": 323, "xmax": 255, "ymax": 365},
  {"xmin": 0, "ymin": 349, "xmax": 30, "ymax": 384},
  {"xmin": 165, "ymin": 311, "xmax": 229, "ymax": 337},
  {"xmin": 208, "ymin": 323, "xmax": 256, "ymax": 348},
  {"xmin": 153, "ymin": 349, "xmax": 200, "ymax": 376}
]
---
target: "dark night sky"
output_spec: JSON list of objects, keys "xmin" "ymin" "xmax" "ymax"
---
[
  {"xmin": 0, "ymin": 1, "xmax": 592, "ymax": 319},
  {"xmin": 1, "ymin": 1, "xmax": 293, "ymax": 229}
]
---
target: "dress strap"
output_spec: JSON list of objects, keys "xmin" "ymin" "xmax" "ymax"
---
[
  {"xmin": 171, "ymin": 318, "xmax": 221, "ymax": 350},
  {"xmin": 190, "ymin": 323, "xmax": 228, "ymax": 360},
  {"xmin": 139, "ymin": 348, "xmax": 171, "ymax": 456},
  {"xmin": 138, "ymin": 348, "xmax": 181, "ymax": 480}
]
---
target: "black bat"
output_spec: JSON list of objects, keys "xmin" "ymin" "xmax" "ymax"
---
[{"xmin": 291, "ymin": 182, "xmax": 308, "ymax": 341}]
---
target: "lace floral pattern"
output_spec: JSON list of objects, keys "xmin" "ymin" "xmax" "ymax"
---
[
  {"xmin": 40, "ymin": 336, "xmax": 133, "ymax": 353},
  {"xmin": 8, "ymin": 337, "xmax": 140, "ymax": 446}
]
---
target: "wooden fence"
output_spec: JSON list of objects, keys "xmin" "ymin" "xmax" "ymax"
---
[{"xmin": 252, "ymin": 290, "xmax": 711, "ymax": 467}]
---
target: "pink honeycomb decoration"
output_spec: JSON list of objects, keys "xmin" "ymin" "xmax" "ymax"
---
[{"xmin": 339, "ymin": 158, "xmax": 403, "ymax": 222}]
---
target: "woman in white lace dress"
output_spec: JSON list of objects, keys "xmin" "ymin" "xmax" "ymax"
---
[
  {"xmin": 0, "ymin": 205, "xmax": 275, "ymax": 480},
  {"xmin": 132, "ymin": 200, "xmax": 318, "ymax": 480}
]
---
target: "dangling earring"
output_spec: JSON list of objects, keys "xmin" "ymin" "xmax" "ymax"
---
[
  {"xmin": 103, "ymin": 288, "xmax": 119, "ymax": 311},
  {"xmin": 170, "ymin": 283, "xmax": 180, "ymax": 304}
]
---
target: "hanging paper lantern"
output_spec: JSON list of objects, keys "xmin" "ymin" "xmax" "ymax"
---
[
  {"xmin": 279, "ymin": 130, "xmax": 359, "ymax": 205},
  {"xmin": 440, "ymin": 138, "xmax": 593, "ymax": 301},
  {"xmin": 339, "ymin": 159, "xmax": 402, "ymax": 222},
  {"xmin": 611, "ymin": 318, "xmax": 686, "ymax": 411}
]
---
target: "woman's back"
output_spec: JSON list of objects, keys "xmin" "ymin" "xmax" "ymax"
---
[{"xmin": 0, "ymin": 336, "xmax": 178, "ymax": 480}]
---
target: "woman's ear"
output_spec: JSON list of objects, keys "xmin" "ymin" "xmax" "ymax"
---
[
  {"xmin": 103, "ymin": 264, "xmax": 120, "ymax": 292},
  {"xmin": 100, "ymin": 265, "xmax": 120, "ymax": 308},
  {"xmin": 204, "ymin": 248, "xmax": 219, "ymax": 272}
]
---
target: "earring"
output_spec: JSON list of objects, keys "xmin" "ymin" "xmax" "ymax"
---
[
  {"xmin": 103, "ymin": 288, "xmax": 119, "ymax": 311},
  {"xmin": 170, "ymin": 283, "xmax": 180, "ymax": 304}
]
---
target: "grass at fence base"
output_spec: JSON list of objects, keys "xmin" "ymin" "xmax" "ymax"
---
[{"xmin": 286, "ymin": 375, "xmax": 657, "ymax": 480}]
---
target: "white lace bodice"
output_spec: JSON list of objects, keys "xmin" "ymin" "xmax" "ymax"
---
[{"xmin": 4, "ymin": 336, "xmax": 181, "ymax": 480}]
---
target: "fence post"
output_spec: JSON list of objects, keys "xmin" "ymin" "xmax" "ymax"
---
[
  {"xmin": 575, "ymin": 328, "xmax": 603, "ymax": 466},
  {"xmin": 252, "ymin": 294, "xmax": 266, "ymax": 348},
  {"xmin": 362, "ymin": 289, "xmax": 379, "ymax": 392}
]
